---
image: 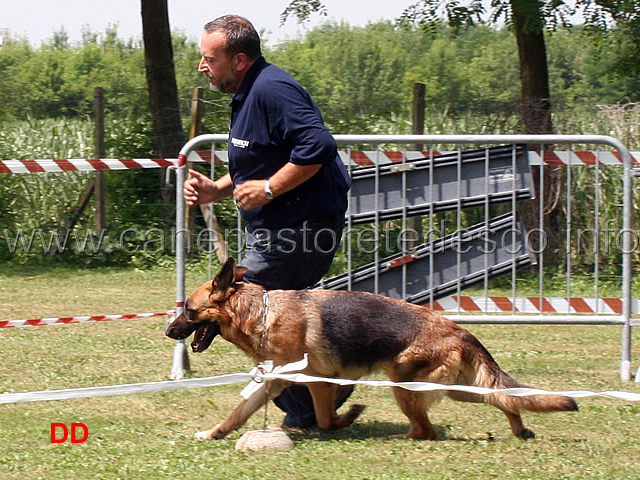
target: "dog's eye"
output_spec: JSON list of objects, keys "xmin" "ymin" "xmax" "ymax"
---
[{"xmin": 185, "ymin": 307, "xmax": 197, "ymax": 321}]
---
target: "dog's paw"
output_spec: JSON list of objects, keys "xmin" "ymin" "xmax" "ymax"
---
[
  {"xmin": 194, "ymin": 424, "xmax": 229, "ymax": 440},
  {"xmin": 331, "ymin": 403, "xmax": 367, "ymax": 429},
  {"xmin": 194, "ymin": 430, "xmax": 213, "ymax": 441},
  {"xmin": 342, "ymin": 403, "xmax": 366, "ymax": 425},
  {"xmin": 517, "ymin": 428, "xmax": 535, "ymax": 441}
]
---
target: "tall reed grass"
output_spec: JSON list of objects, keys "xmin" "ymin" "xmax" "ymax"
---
[{"xmin": 0, "ymin": 104, "xmax": 638, "ymax": 270}]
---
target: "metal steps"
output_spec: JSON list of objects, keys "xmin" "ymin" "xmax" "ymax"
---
[
  {"xmin": 317, "ymin": 212, "xmax": 536, "ymax": 305},
  {"xmin": 347, "ymin": 144, "xmax": 533, "ymax": 225}
]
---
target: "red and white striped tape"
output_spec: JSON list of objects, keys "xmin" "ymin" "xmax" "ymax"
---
[
  {"xmin": 0, "ymin": 312, "xmax": 167, "ymax": 328},
  {"xmin": 528, "ymin": 150, "xmax": 640, "ymax": 166},
  {"xmin": 2, "ymin": 297, "xmax": 632, "ymax": 327},
  {"xmin": 0, "ymin": 158, "xmax": 178, "ymax": 174},
  {"xmin": 430, "ymin": 296, "xmax": 636, "ymax": 315},
  {"xmin": 188, "ymin": 150, "xmax": 640, "ymax": 167},
  {"xmin": 2, "ymin": 151, "xmax": 639, "ymax": 173},
  {"xmin": 338, "ymin": 150, "xmax": 640, "ymax": 166}
]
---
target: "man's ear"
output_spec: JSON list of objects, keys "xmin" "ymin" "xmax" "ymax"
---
[{"xmin": 232, "ymin": 52, "xmax": 249, "ymax": 73}]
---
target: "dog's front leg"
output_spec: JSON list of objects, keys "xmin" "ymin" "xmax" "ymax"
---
[{"xmin": 195, "ymin": 381, "xmax": 286, "ymax": 440}]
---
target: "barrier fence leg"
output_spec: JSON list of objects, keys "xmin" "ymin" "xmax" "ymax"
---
[
  {"xmin": 166, "ymin": 310, "xmax": 190, "ymax": 380},
  {"xmin": 174, "ymin": 154, "xmax": 188, "ymax": 380},
  {"xmin": 170, "ymin": 339, "xmax": 187, "ymax": 380}
]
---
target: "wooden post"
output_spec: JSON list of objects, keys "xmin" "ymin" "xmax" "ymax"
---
[
  {"xmin": 188, "ymin": 87, "xmax": 227, "ymax": 264},
  {"xmin": 94, "ymin": 87, "xmax": 106, "ymax": 234},
  {"xmin": 189, "ymin": 87, "xmax": 204, "ymax": 139},
  {"xmin": 412, "ymin": 83, "xmax": 426, "ymax": 148},
  {"xmin": 408, "ymin": 83, "xmax": 426, "ymax": 249},
  {"xmin": 185, "ymin": 87, "xmax": 204, "ymax": 241}
]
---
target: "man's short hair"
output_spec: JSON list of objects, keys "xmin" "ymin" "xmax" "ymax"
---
[{"xmin": 204, "ymin": 15, "xmax": 262, "ymax": 60}]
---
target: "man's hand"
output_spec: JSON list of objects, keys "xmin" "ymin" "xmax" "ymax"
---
[
  {"xmin": 183, "ymin": 169, "xmax": 232, "ymax": 206},
  {"xmin": 233, "ymin": 179, "xmax": 271, "ymax": 210}
]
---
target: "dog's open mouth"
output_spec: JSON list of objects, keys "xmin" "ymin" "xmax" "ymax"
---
[{"xmin": 191, "ymin": 322, "xmax": 221, "ymax": 353}]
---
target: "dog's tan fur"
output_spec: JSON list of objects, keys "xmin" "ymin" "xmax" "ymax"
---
[{"xmin": 166, "ymin": 258, "xmax": 577, "ymax": 441}]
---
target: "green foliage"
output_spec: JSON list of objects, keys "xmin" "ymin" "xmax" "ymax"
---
[
  {"xmin": 0, "ymin": 21, "xmax": 639, "ymax": 271},
  {"xmin": 405, "ymin": 26, "xmax": 521, "ymax": 117},
  {"xmin": 268, "ymin": 22, "xmax": 419, "ymax": 133},
  {"xmin": 586, "ymin": 1, "xmax": 640, "ymax": 99},
  {"xmin": 0, "ymin": 116, "xmax": 166, "ymax": 268}
]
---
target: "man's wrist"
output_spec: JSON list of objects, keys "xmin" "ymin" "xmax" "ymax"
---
[{"xmin": 264, "ymin": 179, "xmax": 274, "ymax": 200}]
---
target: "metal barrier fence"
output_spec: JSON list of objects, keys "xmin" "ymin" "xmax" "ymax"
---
[{"xmin": 174, "ymin": 134, "xmax": 637, "ymax": 381}]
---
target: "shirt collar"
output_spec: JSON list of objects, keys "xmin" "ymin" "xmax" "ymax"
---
[{"xmin": 231, "ymin": 56, "xmax": 268, "ymax": 107}]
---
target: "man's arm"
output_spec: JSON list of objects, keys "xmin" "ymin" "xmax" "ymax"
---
[{"xmin": 233, "ymin": 162, "xmax": 322, "ymax": 210}]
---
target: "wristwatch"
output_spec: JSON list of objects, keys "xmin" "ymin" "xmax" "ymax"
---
[{"xmin": 264, "ymin": 179, "xmax": 274, "ymax": 200}]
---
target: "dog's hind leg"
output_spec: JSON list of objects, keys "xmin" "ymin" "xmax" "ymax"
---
[
  {"xmin": 195, "ymin": 381, "xmax": 287, "ymax": 440},
  {"xmin": 307, "ymin": 382, "xmax": 365, "ymax": 431},
  {"xmin": 446, "ymin": 389, "xmax": 535, "ymax": 440},
  {"xmin": 503, "ymin": 410, "xmax": 535, "ymax": 440},
  {"xmin": 390, "ymin": 387, "xmax": 440, "ymax": 440}
]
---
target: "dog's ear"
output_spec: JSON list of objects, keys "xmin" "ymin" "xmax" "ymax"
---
[
  {"xmin": 211, "ymin": 257, "xmax": 248, "ymax": 297},
  {"xmin": 234, "ymin": 265, "xmax": 249, "ymax": 282},
  {"xmin": 213, "ymin": 257, "xmax": 237, "ymax": 290}
]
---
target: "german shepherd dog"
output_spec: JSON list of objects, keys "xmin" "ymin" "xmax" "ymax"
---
[{"xmin": 166, "ymin": 258, "xmax": 577, "ymax": 441}]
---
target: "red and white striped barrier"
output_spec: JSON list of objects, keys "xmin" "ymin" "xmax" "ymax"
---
[
  {"xmin": 0, "ymin": 312, "xmax": 167, "ymax": 328},
  {"xmin": 430, "ymin": 296, "xmax": 636, "ymax": 315},
  {"xmin": 2, "ymin": 151, "xmax": 639, "ymax": 173}
]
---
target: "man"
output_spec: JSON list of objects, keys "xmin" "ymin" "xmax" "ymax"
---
[{"xmin": 183, "ymin": 15, "xmax": 353, "ymax": 429}]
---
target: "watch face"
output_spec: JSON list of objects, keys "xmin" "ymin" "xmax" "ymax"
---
[{"xmin": 265, "ymin": 181, "xmax": 274, "ymax": 200}]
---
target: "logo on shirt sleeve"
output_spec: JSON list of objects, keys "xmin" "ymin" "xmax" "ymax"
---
[{"xmin": 231, "ymin": 137, "xmax": 250, "ymax": 149}]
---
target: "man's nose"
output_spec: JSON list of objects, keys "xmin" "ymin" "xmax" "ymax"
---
[{"xmin": 198, "ymin": 57, "xmax": 208, "ymax": 72}]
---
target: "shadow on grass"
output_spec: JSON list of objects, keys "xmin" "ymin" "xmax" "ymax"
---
[{"xmin": 286, "ymin": 421, "xmax": 453, "ymax": 443}]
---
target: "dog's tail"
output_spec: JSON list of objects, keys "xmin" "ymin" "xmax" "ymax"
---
[
  {"xmin": 475, "ymin": 363, "xmax": 578, "ymax": 414},
  {"xmin": 454, "ymin": 331, "xmax": 578, "ymax": 416}
]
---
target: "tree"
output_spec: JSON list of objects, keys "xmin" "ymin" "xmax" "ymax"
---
[
  {"xmin": 140, "ymin": 0, "xmax": 186, "ymax": 223},
  {"xmin": 510, "ymin": 0, "xmax": 553, "ymax": 134},
  {"xmin": 282, "ymin": 0, "xmax": 629, "ymax": 134},
  {"xmin": 140, "ymin": 0, "xmax": 185, "ymax": 157},
  {"xmin": 396, "ymin": 0, "xmax": 575, "ymax": 135}
]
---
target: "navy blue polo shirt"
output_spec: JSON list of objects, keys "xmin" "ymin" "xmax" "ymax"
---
[{"xmin": 229, "ymin": 57, "xmax": 351, "ymax": 229}]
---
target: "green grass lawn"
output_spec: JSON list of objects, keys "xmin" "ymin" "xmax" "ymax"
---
[{"xmin": 1, "ymin": 265, "xmax": 639, "ymax": 480}]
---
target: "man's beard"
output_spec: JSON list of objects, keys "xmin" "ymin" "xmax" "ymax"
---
[{"xmin": 205, "ymin": 73, "xmax": 235, "ymax": 94}]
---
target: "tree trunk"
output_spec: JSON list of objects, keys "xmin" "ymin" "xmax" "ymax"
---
[
  {"xmin": 511, "ymin": 0, "xmax": 553, "ymax": 135},
  {"xmin": 141, "ymin": 0, "xmax": 185, "ymax": 224},
  {"xmin": 510, "ymin": 0, "xmax": 561, "ymax": 263}
]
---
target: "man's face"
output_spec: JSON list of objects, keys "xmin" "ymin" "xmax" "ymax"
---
[{"xmin": 198, "ymin": 31, "xmax": 241, "ymax": 94}]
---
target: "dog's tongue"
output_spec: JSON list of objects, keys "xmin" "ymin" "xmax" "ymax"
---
[{"xmin": 191, "ymin": 323, "xmax": 220, "ymax": 353}]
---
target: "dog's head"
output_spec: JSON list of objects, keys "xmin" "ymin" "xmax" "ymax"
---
[{"xmin": 165, "ymin": 257, "xmax": 248, "ymax": 353}]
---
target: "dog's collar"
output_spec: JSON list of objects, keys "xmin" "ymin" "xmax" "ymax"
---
[
  {"xmin": 257, "ymin": 289, "xmax": 269, "ymax": 353},
  {"xmin": 258, "ymin": 289, "xmax": 269, "ymax": 326}
]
